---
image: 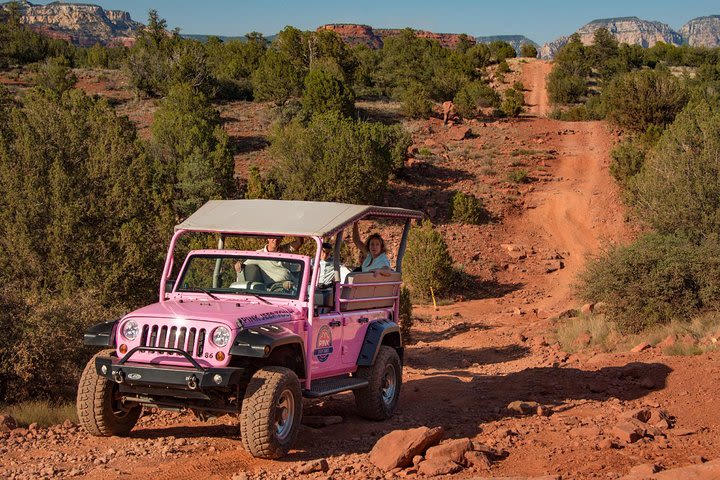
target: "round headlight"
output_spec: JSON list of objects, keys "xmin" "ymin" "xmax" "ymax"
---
[
  {"xmin": 212, "ymin": 326, "xmax": 231, "ymax": 348},
  {"xmin": 122, "ymin": 320, "xmax": 139, "ymax": 341}
]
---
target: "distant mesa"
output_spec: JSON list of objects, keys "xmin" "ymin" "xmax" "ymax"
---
[
  {"xmin": 1, "ymin": 0, "xmax": 141, "ymax": 47},
  {"xmin": 541, "ymin": 15, "xmax": 720, "ymax": 59}
]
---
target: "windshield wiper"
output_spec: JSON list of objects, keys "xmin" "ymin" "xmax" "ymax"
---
[
  {"xmin": 247, "ymin": 292, "xmax": 272, "ymax": 305},
  {"xmin": 186, "ymin": 287, "xmax": 220, "ymax": 300}
]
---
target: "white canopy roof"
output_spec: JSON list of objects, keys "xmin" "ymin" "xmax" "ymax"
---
[{"xmin": 175, "ymin": 200, "xmax": 423, "ymax": 237}]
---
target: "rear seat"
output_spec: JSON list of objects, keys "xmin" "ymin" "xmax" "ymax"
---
[{"xmin": 339, "ymin": 271, "xmax": 401, "ymax": 311}]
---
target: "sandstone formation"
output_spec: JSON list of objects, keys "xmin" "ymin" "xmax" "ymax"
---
[
  {"xmin": 540, "ymin": 17, "xmax": 683, "ymax": 59},
  {"xmin": 318, "ymin": 23, "xmax": 475, "ymax": 49},
  {"xmin": 680, "ymin": 15, "xmax": 720, "ymax": 47},
  {"xmin": 316, "ymin": 24, "xmax": 383, "ymax": 48},
  {"xmin": 3, "ymin": 0, "xmax": 141, "ymax": 47}
]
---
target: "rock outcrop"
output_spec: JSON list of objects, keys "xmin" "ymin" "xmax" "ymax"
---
[
  {"xmin": 680, "ymin": 15, "xmax": 720, "ymax": 47},
  {"xmin": 316, "ymin": 24, "xmax": 382, "ymax": 48},
  {"xmin": 317, "ymin": 23, "xmax": 475, "ymax": 49},
  {"xmin": 2, "ymin": 0, "xmax": 141, "ymax": 47},
  {"xmin": 541, "ymin": 17, "xmax": 683, "ymax": 59}
]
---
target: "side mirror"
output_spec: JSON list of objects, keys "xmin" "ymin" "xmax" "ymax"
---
[{"xmin": 165, "ymin": 279, "xmax": 176, "ymax": 293}]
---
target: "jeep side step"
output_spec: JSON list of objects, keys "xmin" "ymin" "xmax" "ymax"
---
[{"xmin": 303, "ymin": 375, "xmax": 369, "ymax": 398}]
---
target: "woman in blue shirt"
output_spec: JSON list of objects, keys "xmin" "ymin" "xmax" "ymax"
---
[{"xmin": 352, "ymin": 223, "xmax": 392, "ymax": 276}]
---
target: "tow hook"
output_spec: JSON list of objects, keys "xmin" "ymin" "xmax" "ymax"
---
[
  {"xmin": 112, "ymin": 369, "xmax": 125, "ymax": 384},
  {"xmin": 186, "ymin": 374, "xmax": 198, "ymax": 390}
]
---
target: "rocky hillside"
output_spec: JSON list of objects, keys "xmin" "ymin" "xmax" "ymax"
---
[
  {"xmin": 1, "ymin": 0, "xmax": 141, "ymax": 47},
  {"xmin": 318, "ymin": 23, "xmax": 474, "ymax": 49},
  {"xmin": 680, "ymin": 15, "xmax": 720, "ymax": 46},
  {"xmin": 540, "ymin": 15, "xmax": 720, "ymax": 59},
  {"xmin": 540, "ymin": 17, "xmax": 683, "ymax": 59}
]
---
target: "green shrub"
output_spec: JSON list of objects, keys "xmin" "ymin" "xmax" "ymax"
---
[
  {"xmin": 634, "ymin": 101, "xmax": 720, "ymax": 239},
  {"xmin": 548, "ymin": 94, "xmax": 606, "ymax": 120},
  {"xmin": 489, "ymin": 41, "xmax": 516, "ymax": 62},
  {"xmin": 403, "ymin": 221, "xmax": 454, "ymax": 301},
  {"xmin": 125, "ymin": 11, "xmax": 213, "ymax": 97},
  {"xmin": 520, "ymin": 43, "xmax": 538, "ymax": 58},
  {"xmin": 245, "ymin": 165, "xmax": 278, "ymax": 199},
  {"xmin": 451, "ymin": 191, "xmax": 490, "ymax": 224},
  {"xmin": 301, "ymin": 61, "xmax": 355, "ymax": 117},
  {"xmin": 604, "ymin": 69, "xmax": 689, "ymax": 132},
  {"xmin": 270, "ymin": 112, "xmax": 409, "ymax": 203},
  {"xmin": 4, "ymin": 291, "xmax": 124, "ymax": 401},
  {"xmin": 578, "ymin": 234, "xmax": 720, "ymax": 333},
  {"xmin": 497, "ymin": 60, "xmax": 511, "ymax": 74},
  {"xmin": 609, "ymin": 136, "xmax": 648, "ymax": 190},
  {"xmin": 33, "ymin": 55, "xmax": 77, "ymax": 94},
  {"xmin": 507, "ymin": 169, "xmax": 530, "ymax": 183},
  {"xmin": 0, "ymin": 88, "xmax": 172, "ymax": 307},
  {"xmin": 151, "ymin": 83, "xmax": 236, "ymax": 220},
  {"xmin": 399, "ymin": 287, "xmax": 413, "ymax": 341},
  {"xmin": 547, "ymin": 68, "xmax": 587, "ymax": 104},
  {"xmin": 400, "ymin": 82, "xmax": 433, "ymax": 118},
  {"xmin": 205, "ymin": 33, "xmax": 267, "ymax": 100},
  {"xmin": 0, "ymin": 87, "xmax": 176, "ymax": 400},
  {"xmin": 501, "ymin": 87, "xmax": 524, "ymax": 117},
  {"xmin": 251, "ymin": 49, "xmax": 304, "ymax": 104},
  {"xmin": 453, "ymin": 81, "xmax": 500, "ymax": 118}
]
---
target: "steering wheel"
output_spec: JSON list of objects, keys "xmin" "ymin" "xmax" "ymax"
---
[{"xmin": 269, "ymin": 282, "xmax": 290, "ymax": 293}]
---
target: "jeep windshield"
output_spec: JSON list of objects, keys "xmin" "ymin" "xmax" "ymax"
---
[{"xmin": 176, "ymin": 254, "xmax": 304, "ymax": 299}]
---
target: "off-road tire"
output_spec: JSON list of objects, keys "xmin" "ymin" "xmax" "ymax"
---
[
  {"xmin": 76, "ymin": 350, "xmax": 141, "ymax": 437},
  {"xmin": 239, "ymin": 366, "xmax": 303, "ymax": 459},
  {"xmin": 354, "ymin": 345, "xmax": 402, "ymax": 420}
]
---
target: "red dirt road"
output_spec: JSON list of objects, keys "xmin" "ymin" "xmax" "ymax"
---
[{"xmin": 3, "ymin": 60, "xmax": 719, "ymax": 480}]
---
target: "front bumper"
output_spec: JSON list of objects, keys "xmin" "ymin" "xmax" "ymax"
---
[{"xmin": 95, "ymin": 347, "xmax": 248, "ymax": 390}]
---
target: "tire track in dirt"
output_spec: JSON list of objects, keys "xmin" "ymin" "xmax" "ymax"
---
[{"xmin": 523, "ymin": 59, "xmax": 551, "ymax": 117}]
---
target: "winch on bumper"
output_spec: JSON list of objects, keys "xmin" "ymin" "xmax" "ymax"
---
[{"xmin": 95, "ymin": 347, "xmax": 249, "ymax": 390}]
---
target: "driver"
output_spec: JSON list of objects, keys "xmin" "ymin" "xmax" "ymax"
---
[{"xmin": 235, "ymin": 237, "xmax": 303, "ymax": 289}]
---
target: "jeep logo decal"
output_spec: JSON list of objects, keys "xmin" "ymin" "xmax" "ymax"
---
[
  {"xmin": 127, "ymin": 373, "xmax": 142, "ymax": 380},
  {"xmin": 313, "ymin": 325, "xmax": 333, "ymax": 363}
]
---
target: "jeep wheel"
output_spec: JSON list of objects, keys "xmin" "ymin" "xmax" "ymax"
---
[
  {"xmin": 240, "ymin": 366, "xmax": 302, "ymax": 459},
  {"xmin": 354, "ymin": 345, "xmax": 402, "ymax": 420},
  {"xmin": 77, "ymin": 350, "xmax": 141, "ymax": 437}
]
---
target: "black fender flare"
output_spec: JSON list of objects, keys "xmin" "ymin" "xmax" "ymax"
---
[
  {"xmin": 229, "ymin": 325, "xmax": 305, "ymax": 360},
  {"xmin": 357, "ymin": 319, "xmax": 403, "ymax": 367},
  {"xmin": 83, "ymin": 320, "xmax": 118, "ymax": 347}
]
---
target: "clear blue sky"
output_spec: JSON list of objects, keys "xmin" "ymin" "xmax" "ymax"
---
[{"xmin": 37, "ymin": 1, "xmax": 720, "ymax": 44}]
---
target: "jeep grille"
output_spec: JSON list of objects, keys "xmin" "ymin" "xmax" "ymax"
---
[{"xmin": 139, "ymin": 324, "xmax": 207, "ymax": 357}]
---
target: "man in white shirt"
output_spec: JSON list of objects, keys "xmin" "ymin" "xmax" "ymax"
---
[{"xmin": 235, "ymin": 237, "xmax": 303, "ymax": 287}]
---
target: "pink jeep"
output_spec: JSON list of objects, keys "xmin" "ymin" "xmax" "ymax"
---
[{"xmin": 77, "ymin": 200, "xmax": 422, "ymax": 458}]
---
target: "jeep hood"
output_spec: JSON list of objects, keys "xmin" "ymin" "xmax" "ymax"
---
[{"xmin": 124, "ymin": 299, "xmax": 303, "ymax": 327}]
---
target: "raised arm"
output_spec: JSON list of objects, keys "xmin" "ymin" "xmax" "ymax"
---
[
  {"xmin": 279, "ymin": 237, "xmax": 305, "ymax": 253},
  {"xmin": 352, "ymin": 223, "xmax": 368, "ymax": 256}
]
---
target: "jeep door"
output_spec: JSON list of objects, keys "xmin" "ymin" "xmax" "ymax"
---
[{"xmin": 308, "ymin": 314, "xmax": 345, "ymax": 378}]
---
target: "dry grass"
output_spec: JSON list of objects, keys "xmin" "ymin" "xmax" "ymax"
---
[
  {"xmin": 556, "ymin": 314, "xmax": 618, "ymax": 353},
  {"xmin": 1, "ymin": 401, "xmax": 77, "ymax": 428},
  {"xmin": 556, "ymin": 312, "xmax": 720, "ymax": 356}
]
